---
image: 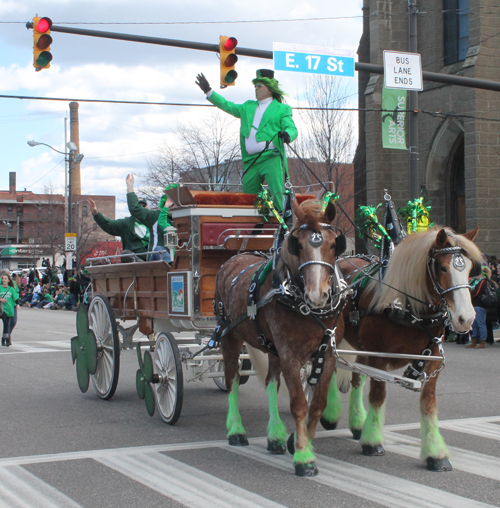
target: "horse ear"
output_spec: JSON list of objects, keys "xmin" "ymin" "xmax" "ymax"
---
[
  {"xmin": 325, "ymin": 201, "xmax": 337, "ymax": 223},
  {"xmin": 292, "ymin": 200, "xmax": 304, "ymax": 224},
  {"xmin": 435, "ymin": 229, "xmax": 449, "ymax": 249},
  {"xmin": 462, "ymin": 226, "xmax": 479, "ymax": 242}
]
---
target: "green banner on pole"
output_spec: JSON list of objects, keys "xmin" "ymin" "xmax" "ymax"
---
[{"xmin": 382, "ymin": 87, "xmax": 407, "ymax": 150}]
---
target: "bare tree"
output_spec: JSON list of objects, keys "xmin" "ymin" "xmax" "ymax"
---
[
  {"xmin": 290, "ymin": 75, "xmax": 357, "ymax": 236},
  {"xmin": 140, "ymin": 111, "xmax": 241, "ymax": 203}
]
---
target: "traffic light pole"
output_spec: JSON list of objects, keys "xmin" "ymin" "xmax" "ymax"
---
[{"xmin": 25, "ymin": 22, "xmax": 500, "ymax": 93}]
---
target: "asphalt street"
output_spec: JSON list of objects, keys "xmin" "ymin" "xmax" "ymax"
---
[{"xmin": 0, "ymin": 306, "xmax": 499, "ymax": 507}]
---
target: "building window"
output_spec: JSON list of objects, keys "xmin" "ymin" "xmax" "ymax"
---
[
  {"xmin": 16, "ymin": 205, "xmax": 22, "ymax": 215},
  {"xmin": 443, "ymin": 0, "xmax": 469, "ymax": 65},
  {"xmin": 7, "ymin": 205, "xmax": 12, "ymax": 214},
  {"xmin": 82, "ymin": 204, "xmax": 88, "ymax": 217}
]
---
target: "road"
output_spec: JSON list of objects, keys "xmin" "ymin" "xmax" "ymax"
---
[{"xmin": 0, "ymin": 306, "xmax": 499, "ymax": 508}]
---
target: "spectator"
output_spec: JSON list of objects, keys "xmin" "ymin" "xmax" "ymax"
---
[
  {"xmin": 34, "ymin": 289, "xmax": 54, "ymax": 309},
  {"xmin": 69, "ymin": 274, "xmax": 81, "ymax": 310},
  {"xmin": 0, "ymin": 272, "xmax": 19, "ymax": 347}
]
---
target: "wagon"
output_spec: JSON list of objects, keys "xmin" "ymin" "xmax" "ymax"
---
[{"xmin": 71, "ymin": 188, "xmax": 307, "ymax": 424}]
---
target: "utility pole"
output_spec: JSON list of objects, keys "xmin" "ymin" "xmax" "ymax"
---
[{"xmin": 408, "ymin": 0, "xmax": 419, "ymax": 200}]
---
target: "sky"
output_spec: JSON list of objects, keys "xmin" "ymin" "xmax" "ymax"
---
[{"xmin": 0, "ymin": 0, "xmax": 363, "ymax": 217}]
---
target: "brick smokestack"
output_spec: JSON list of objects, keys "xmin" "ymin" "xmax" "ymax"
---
[
  {"xmin": 9, "ymin": 172, "xmax": 16, "ymax": 193},
  {"xmin": 69, "ymin": 101, "xmax": 82, "ymax": 196}
]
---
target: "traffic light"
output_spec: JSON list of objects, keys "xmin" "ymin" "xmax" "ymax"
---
[
  {"xmin": 219, "ymin": 36, "xmax": 238, "ymax": 88},
  {"xmin": 32, "ymin": 17, "xmax": 53, "ymax": 71}
]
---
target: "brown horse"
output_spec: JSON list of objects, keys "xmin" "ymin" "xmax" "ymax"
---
[
  {"xmin": 214, "ymin": 199, "xmax": 346, "ymax": 476},
  {"xmin": 320, "ymin": 226, "xmax": 482, "ymax": 471}
]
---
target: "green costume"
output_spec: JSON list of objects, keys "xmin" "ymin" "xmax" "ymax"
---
[
  {"xmin": 127, "ymin": 192, "xmax": 173, "ymax": 261},
  {"xmin": 93, "ymin": 212, "xmax": 148, "ymax": 259},
  {"xmin": 0, "ymin": 285, "xmax": 18, "ymax": 318},
  {"xmin": 207, "ymin": 87, "xmax": 297, "ymax": 211}
]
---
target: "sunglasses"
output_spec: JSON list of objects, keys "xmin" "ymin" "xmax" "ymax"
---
[{"xmin": 254, "ymin": 84, "xmax": 266, "ymax": 89}]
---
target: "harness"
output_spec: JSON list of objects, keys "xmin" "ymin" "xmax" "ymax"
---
[{"xmin": 208, "ymin": 221, "xmax": 347, "ymax": 385}]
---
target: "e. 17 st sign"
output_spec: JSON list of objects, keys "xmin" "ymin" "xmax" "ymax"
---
[{"xmin": 273, "ymin": 42, "xmax": 355, "ymax": 77}]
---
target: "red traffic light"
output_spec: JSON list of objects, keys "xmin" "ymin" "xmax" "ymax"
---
[
  {"xmin": 223, "ymin": 37, "xmax": 237, "ymax": 51},
  {"xmin": 35, "ymin": 17, "xmax": 52, "ymax": 33}
]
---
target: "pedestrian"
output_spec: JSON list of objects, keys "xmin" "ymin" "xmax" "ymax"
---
[
  {"xmin": 69, "ymin": 274, "xmax": 81, "ymax": 310},
  {"xmin": 467, "ymin": 266, "xmax": 497, "ymax": 349},
  {"xmin": 195, "ymin": 69, "xmax": 297, "ymax": 212},
  {"xmin": 0, "ymin": 272, "xmax": 19, "ymax": 347}
]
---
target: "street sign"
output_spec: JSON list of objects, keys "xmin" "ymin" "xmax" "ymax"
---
[
  {"xmin": 273, "ymin": 42, "xmax": 355, "ymax": 78},
  {"xmin": 65, "ymin": 232, "xmax": 77, "ymax": 251},
  {"xmin": 66, "ymin": 252, "xmax": 73, "ymax": 270},
  {"xmin": 383, "ymin": 50, "xmax": 423, "ymax": 91}
]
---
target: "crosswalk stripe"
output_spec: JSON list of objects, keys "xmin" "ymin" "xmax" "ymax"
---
[
  {"xmin": 0, "ymin": 341, "xmax": 70, "ymax": 354},
  {"xmin": 0, "ymin": 466, "xmax": 82, "ymax": 508},
  {"xmin": 96, "ymin": 452, "xmax": 286, "ymax": 508},
  {"xmin": 438, "ymin": 420, "xmax": 500, "ymax": 440},
  {"xmin": 383, "ymin": 430, "xmax": 500, "ymax": 481},
  {"xmin": 227, "ymin": 444, "xmax": 496, "ymax": 508}
]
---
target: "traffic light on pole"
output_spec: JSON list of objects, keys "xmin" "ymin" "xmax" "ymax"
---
[
  {"xmin": 219, "ymin": 36, "xmax": 238, "ymax": 88},
  {"xmin": 33, "ymin": 16, "xmax": 53, "ymax": 71}
]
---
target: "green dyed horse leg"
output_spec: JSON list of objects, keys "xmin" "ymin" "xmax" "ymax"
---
[
  {"xmin": 360, "ymin": 400, "xmax": 386, "ymax": 456},
  {"xmin": 320, "ymin": 371, "xmax": 342, "ymax": 430},
  {"xmin": 420, "ymin": 413, "xmax": 452, "ymax": 471},
  {"xmin": 227, "ymin": 379, "xmax": 248, "ymax": 446},
  {"xmin": 266, "ymin": 380, "xmax": 287, "ymax": 454},
  {"xmin": 349, "ymin": 374, "xmax": 367, "ymax": 440},
  {"xmin": 293, "ymin": 438, "xmax": 318, "ymax": 477}
]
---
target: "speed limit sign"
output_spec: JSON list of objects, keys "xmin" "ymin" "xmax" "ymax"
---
[{"xmin": 65, "ymin": 233, "xmax": 77, "ymax": 251}]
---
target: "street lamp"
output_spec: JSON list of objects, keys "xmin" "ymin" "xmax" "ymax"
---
[{"xmin": 27, "ymin": 140, "xmax": 84, "ymax": 233}]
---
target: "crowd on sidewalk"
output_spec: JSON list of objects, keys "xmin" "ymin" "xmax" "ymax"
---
[{"xmin": 446, "ymin": 253, "xmax": 500, "ymax": 348}]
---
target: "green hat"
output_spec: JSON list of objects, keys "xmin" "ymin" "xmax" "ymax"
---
[
  {"xmin": 252, "ymin": 69, "xmax": 287, "ymax": 103},
  {"xmin": 138, "ymin": 198, "xmax": 147, "ymax": 206}
]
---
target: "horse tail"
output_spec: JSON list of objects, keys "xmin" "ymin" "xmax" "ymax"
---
[
  {"xmin": 336, "ymin": 340, "xmax": 356, "ymax": 393},
  {"xmin": 246, "ymin": 344, "xmax": 268, "ymax": 386}
]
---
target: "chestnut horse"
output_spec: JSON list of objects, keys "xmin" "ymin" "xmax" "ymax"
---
[
  {"xmin": 214, "ymin": 199, "xmax": 346, "ymax": 476},
  {"xmin": 320, "ymin": 227, "xmax": 482, "ymax": 471}
]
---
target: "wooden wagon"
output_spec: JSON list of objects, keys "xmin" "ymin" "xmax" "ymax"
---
[{"xmin": 75, "ymin": 188, "xmax": 307, "ymax": 424}]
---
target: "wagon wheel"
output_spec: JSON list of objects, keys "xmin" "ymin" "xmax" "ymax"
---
[
  {"xmin": 152, "ymin": 332, "xmax": 183, "ymax": 425},
  {"xmin": 88, "ymin": 294, "xmax": 120, "ymax": 400},
  {"xmin": 210, "ymin": 358, "xmax": 252, "ymax": 391}
]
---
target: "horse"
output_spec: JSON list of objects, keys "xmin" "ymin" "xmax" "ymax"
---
[
  {"xmin": 319, "ymin": 226, "xmax": 482, "ymax": 471},
  {"xmin": 214, "ymin": 198, "xmax": 347, "ymax": 476}
]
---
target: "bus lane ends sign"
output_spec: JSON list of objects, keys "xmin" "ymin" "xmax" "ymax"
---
[{"xmin": 383, "ymin": 50, "xmax": 423, "ymax": 91}]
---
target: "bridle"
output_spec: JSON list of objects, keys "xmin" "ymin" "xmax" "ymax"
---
[
  {"xmin": 284, "ymin": 222, "xmax": 347, "ymax": 313},
  {"xmin": 427, "ymin": 245, "xmax": 481, "ymax": 311}
]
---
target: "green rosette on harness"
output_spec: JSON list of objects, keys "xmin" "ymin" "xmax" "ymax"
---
[
  {"xmin": 398, "ymin": 196, "xmax": 434, "ymax": 234},
  {"xmin": 356, "ymin": 205, "xmax": 391, "ymax": 249}
]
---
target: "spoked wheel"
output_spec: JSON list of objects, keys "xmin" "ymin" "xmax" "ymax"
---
[
  {"xmin": 152, "ymin": 332, "xmax": 183, "ymax": 425},
  {"xmin": 210, "ymin": 357, "xmax": 252, "ymax": 392},
  {"xmin": 88, "ymin": 294, "xmax": 120, "ymax": 400}
]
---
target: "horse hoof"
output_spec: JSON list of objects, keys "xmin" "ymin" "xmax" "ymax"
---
[
  {"xmin": 320, "ymin": 417, "xmax": 338, "ymax": 430},
  {"xmin": 426, "ymin": 457, "xmax": 453, "ymax": 472},
  {"xmin": 287, "ymin": 433, "xmax": 295, "ymax": 455},
  {"xmin": 351, "ymin": 429, "xmax": 362, "ymax": 440},
  {"xmin": 362, "ymin": 444, "xmax": 385, "ymax": 456},
  {"xmin": 267, "ymin": 439, "xmax": 287, "ymax": 454},
  {"xmin": 228, "ymin": 434, "xmax": 248, "ymax": 446},
  {"xmin": 295, "ymin": 462, "xmax": 319, "ymax": 477}
]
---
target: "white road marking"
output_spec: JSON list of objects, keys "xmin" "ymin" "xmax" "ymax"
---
[
  {"xmin": 0, "ymin": 465, "xmax": 82, "ymax": 508},
  {"xmin": 0, "ymin": 341, "xmax": 71, "ymax": 354},
  {"xmin": 228, "ymin": 444, "xmax": 495, "ymax": 508},
  {"xmin": 96, "ymin": 452, "xmax": 286, "ymax": 508}
]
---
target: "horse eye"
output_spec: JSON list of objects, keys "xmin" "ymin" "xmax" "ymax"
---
[{"xmin": 440, "ymin": 266, "xmax": 447, "ymax": 273}]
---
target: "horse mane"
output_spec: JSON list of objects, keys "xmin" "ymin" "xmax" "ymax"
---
[{"xmin": 368, "ymin": 226, "xmax": 483, "ymax": 315}]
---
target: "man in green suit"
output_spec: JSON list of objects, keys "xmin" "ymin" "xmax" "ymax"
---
[{"xmin": 195, "ymin": 69, "xmax": 297, "ymax": 211}]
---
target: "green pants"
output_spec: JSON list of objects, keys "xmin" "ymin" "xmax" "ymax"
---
[{"xmin": 242, "ymin": 150, "xmax": 284, "ymax": 212}]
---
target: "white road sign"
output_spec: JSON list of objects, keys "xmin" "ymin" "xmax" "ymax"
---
[
  {"xmin": 65, "ymin": 233, "xmax": 77, "ymax": 252},
  {"xmin": 383, "ymin": 50, "xmax": 423, "ymax": 91}
]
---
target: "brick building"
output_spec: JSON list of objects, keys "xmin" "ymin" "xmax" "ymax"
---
[
  {"xmin": 0, "ymin": 172, "xmax": 116, "ymax": 269},
  {"xmin": 354, "ymin": 0, "xmax": 500, "ymax": 254}
]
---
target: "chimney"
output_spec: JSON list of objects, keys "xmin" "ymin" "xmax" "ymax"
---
[
  {"xmin": 9, "ymin": 172, "xmax": 16, "ymax": 194},
  {"xmin": 69, "ymin": 101, "xmax": 82, "ymax": 196}
]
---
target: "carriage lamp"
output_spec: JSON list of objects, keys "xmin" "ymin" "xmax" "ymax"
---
[{"xmin": 164, "ymin": 225, "xmax": 178, "ymax": 249}]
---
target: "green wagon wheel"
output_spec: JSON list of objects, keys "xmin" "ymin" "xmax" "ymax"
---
[
  {"xmin": 88, "ymin": 294, "xmax": 120, "ymax": 400},
  {"xmin": 153, "ymin": 332, "xmax": 183, "ymax": 425}
]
